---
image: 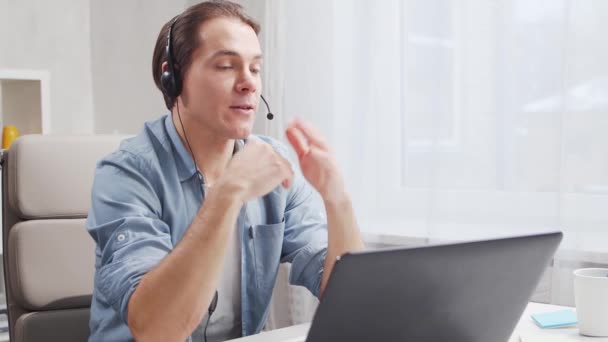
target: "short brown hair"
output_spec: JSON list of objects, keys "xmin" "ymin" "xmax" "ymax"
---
[{"xmin": 152, "ymin": 0, "xmax": 260, "ymax": 110}]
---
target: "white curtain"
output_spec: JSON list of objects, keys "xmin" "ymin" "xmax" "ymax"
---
[{"xmin": 262, "ymin": 0, "xmax": 608, "ymax": 328}]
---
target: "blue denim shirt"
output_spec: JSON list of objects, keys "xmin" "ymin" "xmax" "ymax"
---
[{"xmin": 86, "ymin": 115, "xmax": 328, "ymax": 341}]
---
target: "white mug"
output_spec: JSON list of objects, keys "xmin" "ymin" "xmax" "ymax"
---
[{"xmin": 573, "ymin": 268, "xmax": 608, "ymax": 336}]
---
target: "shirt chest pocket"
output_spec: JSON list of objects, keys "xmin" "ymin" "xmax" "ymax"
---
[{"xmin": 250, "ymin": 219, "xmax": 285, "ymax": 291}]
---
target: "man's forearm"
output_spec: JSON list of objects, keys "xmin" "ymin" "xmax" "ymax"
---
[
  {"xmin": 127, "ymin": 187, "xmax": 242, "ymax": 341},
  {"xmin": 321, "ymin": 193, "xmax": 365, "ymax": 296}
]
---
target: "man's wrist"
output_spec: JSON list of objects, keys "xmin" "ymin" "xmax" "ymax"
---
[
  {"xmin": 213, "ymin": 178, "xmax": 248, "ymax": 206},
  {"xmin": 322, "ymin": 190, "xmax": 352, "ymax": 208},
  {"xmin": 194, "ymin": 182, "xmax": 244, "ymax": 226}
]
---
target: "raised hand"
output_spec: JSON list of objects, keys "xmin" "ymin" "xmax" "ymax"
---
[
  {"xmin": 218, "ymin": 139, "xmax": 294, "ymax": 204},
  {"xmin": 285, "ymin": 118, "xmax": 346, "ymax": 203}
]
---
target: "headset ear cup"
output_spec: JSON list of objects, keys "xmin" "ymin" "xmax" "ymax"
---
[{"xmin": 161, "ymin": 70, "xmax": 176, "ymax": 98}]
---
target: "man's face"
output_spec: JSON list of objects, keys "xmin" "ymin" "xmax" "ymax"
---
[{"xmin": 180, "ymin": 17, "xmax": 262, "ymax": 139}]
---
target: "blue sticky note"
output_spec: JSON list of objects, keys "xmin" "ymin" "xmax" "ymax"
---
[{"xmin": 531, "ymin": 310, "xmax": 577, "ymax": 328}]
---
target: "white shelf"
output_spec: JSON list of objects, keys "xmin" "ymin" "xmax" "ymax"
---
[{"xmin": 0, "ymin": 69, "xmax": 51, "ymax": 134}]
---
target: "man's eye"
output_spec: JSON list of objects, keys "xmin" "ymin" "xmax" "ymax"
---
[
  {"xmin": 251, "ymin": 68, "xmax": 261, "ymax": 74},
  {"xmin": 217, "ymin": 65, "xmax": 233, "ymax": 70}
]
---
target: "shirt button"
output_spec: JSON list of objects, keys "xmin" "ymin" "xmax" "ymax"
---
[{"xmin": 117, "ymin": 234, "xmax": 126, "ymax": 242}]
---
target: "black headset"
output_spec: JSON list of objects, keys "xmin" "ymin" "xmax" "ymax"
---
[
  {"xmin": 160, "ymin": 15, "xmax": 274, "ymax": 120},
  {"xmin": 160, "ymin": 16, "xmax": 182, "ymax": 100}
]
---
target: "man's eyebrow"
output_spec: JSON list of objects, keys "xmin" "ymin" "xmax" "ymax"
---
[{"xmin": 210, "ymin": 49, "xmax": 263, "ymax": 60}]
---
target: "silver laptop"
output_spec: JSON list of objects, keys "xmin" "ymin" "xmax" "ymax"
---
[{"xmin": 290, "ymin": 232, "xmax": 562, "ymax": 342}]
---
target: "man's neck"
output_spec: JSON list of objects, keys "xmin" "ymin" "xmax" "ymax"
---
[{"xmin": 171, "ymin": 112, "xmax": 235, "ymax": 186}]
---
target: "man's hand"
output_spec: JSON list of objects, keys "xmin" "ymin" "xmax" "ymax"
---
[
  {"xmin": 286, "ymin": 118, "xmax": 364, "ymax": 296},
  {"xmin": 217, "ymin": 139, "xmax": 294, "ymax": 204},
  {"xmin": 286, "ymin": 118, "xmax": 346, "ymax": 203}
]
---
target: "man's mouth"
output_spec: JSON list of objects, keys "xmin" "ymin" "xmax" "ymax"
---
[
  {"xmin": 230, "ymin": 104, "xmax": 255, "ymax": 116},
  {"xmin": 230, "ymin": 104, "xmax": 254, "ymax": 110}
]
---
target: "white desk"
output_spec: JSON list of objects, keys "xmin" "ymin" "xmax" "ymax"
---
[{"xmin": 227, "ymin": 302, "xmax": 608, "ymax": 342}]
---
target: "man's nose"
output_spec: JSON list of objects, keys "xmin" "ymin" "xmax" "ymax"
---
[{"xmin": 236, "ymin": 71, "xmax": 257, "ymax": 94}]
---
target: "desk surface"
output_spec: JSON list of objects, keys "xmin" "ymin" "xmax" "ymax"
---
[{"xmin": 227, "ymin": 302, "xmax": 608, "ymax": 342}]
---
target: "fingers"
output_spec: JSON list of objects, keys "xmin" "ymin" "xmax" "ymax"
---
[
  {"xmin": 286, "ymin": 126, "xmax": 310, "ymax": 159},
  {"xmin": 261, "ymin": 140, "xmax": 294, "ymax": 189},
  {"xmin": 277, "ymin": 154, "xmax": 294, "ymax": 189},
  {"xmin": 241, "ymin": 139, "xmax": 294, "ymax": 189},
  {"xmin": 257, "ymin": 142, "xmax": 294, "ymax": 190},
  {"xmin": 290, "ymin": 118, "xmax": 328, "ymax": 149}
]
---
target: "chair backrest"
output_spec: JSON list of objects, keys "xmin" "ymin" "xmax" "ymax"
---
[{"xmin": 1, "ymin": 135, "xmax": 125, "ymax": 342}]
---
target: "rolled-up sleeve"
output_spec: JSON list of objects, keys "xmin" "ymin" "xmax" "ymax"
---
[
  {"xmin": 87, "ymin": 151, "xmax": 173, "ymax": 324},
  {"xmin": 280, "ymin": 167, "xmax": 328, "ymax": 298}
]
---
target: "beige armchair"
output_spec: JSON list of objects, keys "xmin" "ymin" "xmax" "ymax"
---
[{"xmin": 1, "ymin": 135, "xmax": 124, "ymax": 342}]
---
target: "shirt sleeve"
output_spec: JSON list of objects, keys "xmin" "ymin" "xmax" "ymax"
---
[
  {"xmin": 86, "ymin": 151, "xmax": 173, "ymax": 324},
  {"xmin": 280, "ymin": 165, "xmax": 328, "ymax": 298}
]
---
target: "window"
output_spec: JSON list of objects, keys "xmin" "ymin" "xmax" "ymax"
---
[{"xmin": 274, "ymin": 0, "xmax": 608, "ymax": 250}]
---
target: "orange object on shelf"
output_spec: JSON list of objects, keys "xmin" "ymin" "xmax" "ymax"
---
[{"xmin": 2, "ymin": 125, "xmax": 20, "ymax": 149}]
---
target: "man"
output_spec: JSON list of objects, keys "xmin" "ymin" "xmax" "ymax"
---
[{"xmin": 87, "ymin": 1, "xmax": 364, "ymax": 341}]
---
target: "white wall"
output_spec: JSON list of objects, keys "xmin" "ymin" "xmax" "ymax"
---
[
  {"xmin": 0, "ymin": 0, "xmax": 268, "ymax": 135},
  {"xmin": 0, "ymin": 0, "xmax": 271, "ymax": 136},
  {"xmin": 90, "ymin": 0, "xmax": 186, "ymax": 134},
  {"xmin": 0, "ymin": 0, "xmax": 94, "ymax": 134}
]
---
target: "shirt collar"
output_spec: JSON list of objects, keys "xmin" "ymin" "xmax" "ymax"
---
[{"xmin": 164, "ymin": 114, "xmax": 247, "ymax": 182}]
